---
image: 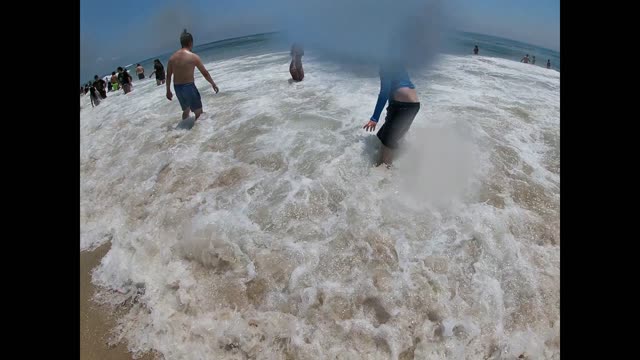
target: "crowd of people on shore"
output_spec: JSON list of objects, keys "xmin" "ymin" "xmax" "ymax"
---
[{"xmin": 80, "ymin": 59, "xmax": 168, "ymax": 107}]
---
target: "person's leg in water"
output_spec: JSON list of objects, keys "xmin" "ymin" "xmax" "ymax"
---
[
  {"xmin": 296, "ymin": 66, "xmax": 304, "ymax": 81},
  {"xmin": 379, "ymin": 144, "xmax": 394, "ymax": 167},
  {"xmin": 376, "ymin": 100, "xmax": 420, "ymax": 167},
  {"xmin": 290, "ymin": 61, "xmax": 302, "ymax": 81},
  {"xmin": 194, "ymin": 108, "xmax": 203, "ymax": 120},
  {"xmin": 181, "ymin": 108, "xmax": 191, "ymax": 120},
  {"xmin": 175, "ymin": 83, "xmax": 204, "ymax": 122}
]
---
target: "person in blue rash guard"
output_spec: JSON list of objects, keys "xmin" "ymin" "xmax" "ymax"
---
[{"xmin": 363, "ymin": 63, "xmax": 421, "ymax": 167}]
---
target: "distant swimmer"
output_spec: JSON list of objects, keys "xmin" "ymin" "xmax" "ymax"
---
[
  {"xmin": 289, "ymin": 43, "xmax": 305, "ymax": 81},
  {"xmin": 364, "ymin": 63, "xmax": 420, "ymax": 167},
  {"xmin": 136, "ymin": 64, "xmax": 145, "ymax": 80},
  {"xmin": 521, "ymin": 54, "xmax": 530, "ymax": 63},
  {"xmin": 117, "ymin": 66, "xmax": 133, "ymax": 94},
  {"xmin": 149, "ymin": 59, "xmax": 166, "ymax": 86},
  {"xmin": 110, "ymin": 71, "xmax": 119, "ymax": 91},
  {"xmin": 473, "ymin": 45, "xmax": 479, "ymax": 55},
  {"xmin": 532, "ymin": 56, "xmax": 536, "ymax": 65},
  {"xmin": 547, "ymin": 59, "xmax": 551, "ymax": 69},
  {"xmin": 93, "ymin": 75, "xmax": 107, "ymax": 99},
  {"xmin": 166, "ymin": 29, "xmax": 219, "ymax": 123}
]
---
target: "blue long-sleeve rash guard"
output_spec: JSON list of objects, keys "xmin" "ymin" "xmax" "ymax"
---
[{"xmin": 370, "ymin": 64, "xmax": 415, "ymax": 122}]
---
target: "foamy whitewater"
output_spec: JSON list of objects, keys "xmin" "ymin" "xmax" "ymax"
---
[{"xmin": 81, "ymin": 52, "xmax": 559, "ymax": 359}]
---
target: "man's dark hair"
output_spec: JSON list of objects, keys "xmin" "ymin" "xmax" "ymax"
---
[
  {"xmin": 94, "ymin": 75, "xmax": 99, "ymax": 79},
  {"xmin": 112, "ymin": 71, "xmax": 116, "ymax": 75},
  {"xmin": 180, "ymin": 29, "xmax": 193, "ymax": 48},
  {"xmin": 117, "ymin": 67, "xmax": 123, "ymax": 72},
  {"xmin": 137, "ymin": 63, "xmax": 141, "ymax": 66}
]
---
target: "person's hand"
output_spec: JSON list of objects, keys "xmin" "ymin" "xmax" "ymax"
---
[
  {"xmin": 166, "ymin": 90, "xmax": 173, "ymax": 101},
  {"xmin": 363, "ymin": 120, "xmax": 377, "ymax": 132},
  {"xmin": 212, "ymin": 83, "xmax": 219, "ymax": 93}
]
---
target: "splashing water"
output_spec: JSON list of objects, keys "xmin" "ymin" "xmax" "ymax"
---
[{"xmin": 81, "ymin": 49, "xmax": 559, "ymax": 359}]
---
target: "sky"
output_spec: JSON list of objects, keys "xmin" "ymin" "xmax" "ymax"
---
[{"xmin": 80, "ymin": 0, "xmax": 559, "ymax": 82}]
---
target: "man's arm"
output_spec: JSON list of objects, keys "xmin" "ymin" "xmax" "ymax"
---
[
  {"xmin": 195, "ymin": 55, "xmax": 219, "ymax": 93},
  {"xmin": 166, "ymin": 60, "xmax": 173, "ymax": 100}
]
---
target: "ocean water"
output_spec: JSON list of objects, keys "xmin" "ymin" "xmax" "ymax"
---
[
  {"xmin": 443, "ymin": 32, "xmax": 560, "ymax": 71},
  {"xmin": 80, "ymin": 32, "xmax": 560, "ymax": 359}
]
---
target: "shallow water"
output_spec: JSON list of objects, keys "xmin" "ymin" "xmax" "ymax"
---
[{"xmin": 80, "ymin": 52, "xmax": 559, "ymax": 359}]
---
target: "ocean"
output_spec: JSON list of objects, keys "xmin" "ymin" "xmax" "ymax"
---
[{"xmin": 80, "ymin": 31, "xmax": 560, "ymax": 359}]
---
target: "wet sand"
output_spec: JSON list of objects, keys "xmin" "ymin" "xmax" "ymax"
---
[{"xmin": 80, "ymin": 243, "xmax": 156, "ymax": 360}]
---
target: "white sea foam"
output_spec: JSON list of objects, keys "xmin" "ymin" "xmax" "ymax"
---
[{"xmin": 81, "ymin": 53, "xmax": 559, "ymax": 359}]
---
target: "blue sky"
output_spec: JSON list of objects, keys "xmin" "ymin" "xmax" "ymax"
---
[{"xmin": 81, "ymin": 0, "xmax": 559, "ymax": 81}]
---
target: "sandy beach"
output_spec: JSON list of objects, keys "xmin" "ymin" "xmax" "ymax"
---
[{"xmin": 80, "ymin": 243, "xmax": 155, "ymax": 360}]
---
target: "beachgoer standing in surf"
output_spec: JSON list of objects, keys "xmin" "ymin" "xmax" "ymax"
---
[
  {"xmin": 135, "ymin": 64, "xmax": 145, "ymax": 80},
  {"xmin": 149, "ymin": 59, "xmax": 166, "ymax": 86},
  {"xmin": 289, "ymin": 43, "xmax": 304, "ymax": 81},
  {"xmin": 117, "ymin": 67, "xmax": 133, "ymax": 94},
  {"xmin": 363, "ymin": 63, "xmax": 421, "ymax": 167},
  {"xmin": 166, "ymin": 29, "xmax": 219, "ymax": 123}
]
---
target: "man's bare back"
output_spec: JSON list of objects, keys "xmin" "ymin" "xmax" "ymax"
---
[
  {"xmin": 166, "ymin": 49, "xmax": 219, "ymax": 100},
  {"xmin": 168, "ymin": 49, "xmax": 199, "ymax": 85}
]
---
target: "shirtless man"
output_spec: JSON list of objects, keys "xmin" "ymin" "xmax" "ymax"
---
[
  {"xmin": 289, "ymin": 43, "xmax": 304, "ymax": 81},
  {"xmin": 135, "ymin": 64, "xmax": 145, "ymax": 80},
  {"xmin": 521, "ymin": 54, "xmax": 530, "ymax": 63},
  {"xmin": 166, "ymin": 29, "xmax": 219, "ymax": 122}
]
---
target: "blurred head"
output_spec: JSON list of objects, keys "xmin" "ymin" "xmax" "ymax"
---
[
  {"xmin": 526, "ymin": 54, "xmax": 529, "ymax": 57},
  {"xmin": 94, "ymin": 75, "xmax": 99, "ymax": 80},
  {"xmin": 117, "ymin": 67, "xmax": 123, "ymax": 72},
  {"xmin": 137, "ymin": 63, "xmax": 141, "ymax": 67},
  {"xmin": 180, "ymin": 29, "xmax": 193, "ymax": 49},
  {"xmin": 112, "ymin": 71, "xmax": 116, "ymax": 76}
]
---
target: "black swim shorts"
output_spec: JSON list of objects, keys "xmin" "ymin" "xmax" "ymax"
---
[{"xmin": 376, "ymin": 100, "xmax": 420, "ymax": 149}]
